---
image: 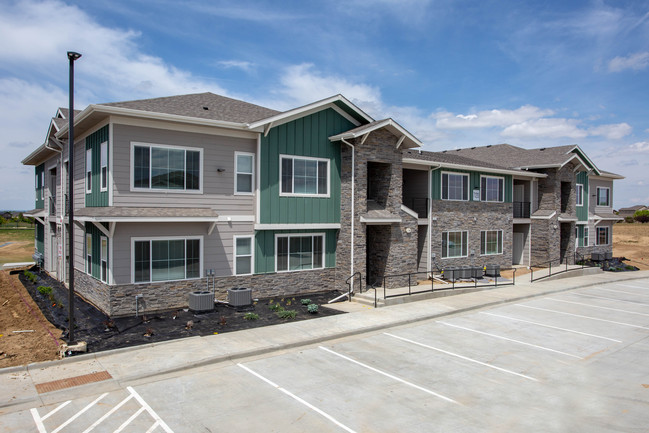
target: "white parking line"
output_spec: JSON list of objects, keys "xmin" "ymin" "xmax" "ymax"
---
[
  {"xmin": 548, "ymin": 298, "xmax": 649, "ymax": 317},
  {"xmin": 40, "ymin": 401, "xmax": 71, "ymax": 421},
  {"xmin": 384, "ymin": 332, "xmax": 538, "ymax": 382},
  {"xmin": 438, "ymin": 321, "xmax": 583, "ymax": 359},
  {"xmin": 569, "ymin": 292, "xmax": 649, "ymax": 306},
  {"xmin": 319, "ymin": 346, "xmax": 460, "ymax": 404},
  {"xmin": 595, "ymin": 287, "xmax": 649, "ymax": 298},
  {"xmin": 238, "ymin": 363, "xmax": 358, "ymax": 433},
  {"xmin": 51, "ymin": 393, "xmax": 108, "ymax": 433},
  {"xmin": 480, "ymin": 312, "xmax": 622, "ymax": 343},
  {"xmin": 127, "ymin": 386, "xmax": 174, "ymax": 433},
  {"xmin": 615, "ymin": 284, "xmax": 648, "ymax": 290},
  {"xmin": 515, "ymin": 304, "xmax": 649, "ymax": 330},
  {"xmin": 80, "ymin": 393, "xmax": 134, "ymax": 433}
]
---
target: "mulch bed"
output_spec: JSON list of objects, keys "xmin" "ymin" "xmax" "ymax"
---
[
  {"xmin": 16, "ymin": 267, "xmax": 345, "ymax": 355},
  {"xmin": 579, "ymin": 256, "xmax": 639, "ymax": 272}
]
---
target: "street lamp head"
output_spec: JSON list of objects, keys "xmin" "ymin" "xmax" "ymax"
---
[{"xmin": 67, "ymin": 51, "xmax": 82, "ymax": 61}]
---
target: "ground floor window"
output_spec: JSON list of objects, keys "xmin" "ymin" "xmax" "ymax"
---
[
  {"xmin": 442, "ymin": 231, "xmax": 468, "ymax": 258},
  {"xmin": 596, "ymin": 227, "xmax": 609, "ymax": 245},
  {"xmin": 480, "ymin": 230, "xmax": 503, "ymax": 255},
  {"xmin": 133, "ymin": 237, "xmax": 201, "ymax": 283},
  {"xmin": 234, "ymin": 236, "xmax": 253, "ymax": 275},
  {"xmin": 584, "ymin": 227, "xmax": 589, "ymax": 246},
  {"xmin": 276, "ymin": 234, "xmax": 324, "ymax": 272},
  {"xmin": 86, "ymin": 233, "xmax": 92, "ymax": 274},
  {"xmin": 100, "ymin": 236, "xmax": 108, "ymax": 283}
]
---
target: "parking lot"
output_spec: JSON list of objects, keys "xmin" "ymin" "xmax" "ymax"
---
[{"xmin": 5, "ymin": 280, "xmax": 649, "ymax": 432}]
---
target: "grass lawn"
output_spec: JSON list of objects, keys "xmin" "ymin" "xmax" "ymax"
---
[
  {"xmin": 0, "ymin": 228, "xmax": 35, "ymax": 243},
  {"xmin": 0, "ymin": 228, "xmax": 35, "ymax": 266}
]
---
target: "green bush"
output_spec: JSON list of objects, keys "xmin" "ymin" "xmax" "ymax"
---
[
  {"xmin": 300, "ymin": 298, "xmax": 312, "ymax": 305},
  {"xmin": 307, "ymin": 304, "xmax": 319, "ymax": 314},
  {"xmin": 23, "ymin": 270, "xmax": 37, "ymax": 283},
  {"xmin": 276, "ymin": 309, "xmax": 297, "ymax": 320},
  {"xmin": 634, "ymin": 209, "xmax": 649, "ymax": 223},
  {"xmin": 624, "ymin": 216, "xmax": 635, "ymax": 223},
  {"xmin": 269, "ymin": 303, "xmax": 283, "ymax": 312},
  {"xmin": 243, "ymin": 312, "xmax": 259, "ymax": 321},
  {"xmin": 37, "ymin": 286, "xmax": 52, "ymax": 295}
]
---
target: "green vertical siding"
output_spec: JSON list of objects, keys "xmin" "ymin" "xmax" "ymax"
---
[
  {"xmin": 35, "ymin": 222, "xmax": 44, "ymax": 254},
  {"xmin": 576, "ymin": 171, "xmax": 589, "ymax": 221},
  {"xmin": 35, "ymin": 164, "xmax": 44, "ymax": 209},
  {"xmin": 431, "ymin": 168, "xmax": 512, "ymax": 202},
  {"xmin": 85, "ymin": 126, "xmax": 109, "ymax": 207},
  {"xmin": 84, "ymin": 222, "xmax": 107, "ymax": 279},
  {"xmin": 259, "ymin": 108, "xmax": 354, "ymax": 224},
  {"xmin": 254, "ymin": 229, "xmax": 337, "ymax": 273}
]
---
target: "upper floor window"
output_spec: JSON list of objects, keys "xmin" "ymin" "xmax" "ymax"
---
[
  {"xmin": 132, "ymin": 143, "xmax": 201, "ymax": 192},
  {"xmin": 280, "ymin": 155, "xmax": 329, "ymax": 197},
  {"xmin": 480, "ymin": 176, "xmax": 504, "ymax": 202},
  {"xmin": 442, "ymin": 172, "xmax": 468, "ymax": 201},
  {"xmin": 235, "ymin": 152, "xmax": 254, "ymax": 195},
  {"xmin": 85, "ymin": 149, "xmax": 92, "ymax": 194},
  {"xmin": 596, "ymin": 187, "xmax": 610, "ymax": 207},
  {"xmin": 442, "ymin": 231, "xmax": 468, "ymax": 258},
  {"xmin": 100, "ymin": 142, "xmax": 108, "ymax": 192},
  {"xmin": 576, "ymin": 184, "xmax": 584, "ymax": 206}
]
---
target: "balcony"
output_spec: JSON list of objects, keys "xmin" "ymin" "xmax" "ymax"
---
[
  {"xmin": 49, "ymin": 196, "xmax": 56, "ymax": 217},
  {"xmin": 407, "ymin": 197, "xmax": 429, "ymax": 218},
  {"xmin": 513, "ymin": 201, "xmax": 530, "ymax": 218}
]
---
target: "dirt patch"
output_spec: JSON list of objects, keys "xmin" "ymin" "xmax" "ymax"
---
[
  {"xmin": 0, "ymin": 241, "xmax": 34, "ymax": 267},
  {"xmin": 613, "ymin": 223, "xmax": 649, "ymax": 270},
  {"xmin": 0, "ymin": 270, "xmax": 64, "ymax": 368}
]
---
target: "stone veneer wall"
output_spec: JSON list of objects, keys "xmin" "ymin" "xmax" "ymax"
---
[
  {"xmin": 75, "ymin": 268, "xmax": 336, "ymax": 317},
  {"xmin": 431, "ymin": 201, "xmax": 513, "ymax": 270}
]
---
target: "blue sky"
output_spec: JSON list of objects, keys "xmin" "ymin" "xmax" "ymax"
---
[{"xmin": 1, "ymin": 0, "xmax": 648, "ymax": 210}]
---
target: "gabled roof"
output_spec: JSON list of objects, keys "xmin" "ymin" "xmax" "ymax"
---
[{"xmin": 329, "ymin": 118, "xmax": 422, "ymax": 149}]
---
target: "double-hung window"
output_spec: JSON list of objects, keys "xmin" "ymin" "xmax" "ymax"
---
[
  {"xmin": 596, "ymin": 227, "xmax": 609, "ymax": 245},
  {"xmin": 100, "ymin": 236, "xmax": 108, "ymax": 283},
  {"xmin": 481, "ymin": 230, "xmax": 503, "ymax": 255},
  {"xmin": 576, "ymin": 184, "xmax": 584, "ymax": 206},
  {"xmin": 133, "ymin": 237, "xmax": 201, "ymax": 283},
  {"xmin": 234, "ymin": 236, "xmax": 253, "ymax": 275},
  {"xmin": 100, "ymin": 142, "xmax": 108, "ymax": 192},
  {"xmin": 280, "ymin": 156, "xmax": 329, "ymax": 196},
  {"xmin": 85, "ymin": 149, "xmax": 92, "ymax": 193},
  {"xmin": 276, "ymin": 234, "xmax": 324, "ymax": 272},
  {"xmin": 583, "ymin": 227, "xmax": 589, "ymax": 247},
  {"xmin": 86, "ymin": 233, "xmax": 92, "ymax": 274},
  {"xmin": 481, "ymin": 176, "xmax": 504, "ymax": 202},
  {"xmin": 441, "ymin": 172, "xmax": 469, "ymax": 201},
  {"xmin": 596, "ymin": 187, "xmax": 610, "ymax": 206},
  {"xmin": 132, "ymin": 143, "xmax": 201, "ymax": 192},
  {"xmin": 442, "ymin": 231, "xmax": 468, "ymax": 258},
  {"xmin": 235, "ymin": 152, "xmax": 254, "ymax": 194}
]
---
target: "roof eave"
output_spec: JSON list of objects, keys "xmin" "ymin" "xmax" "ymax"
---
[
  {"xmin": 330, "ymin": 119, "xmax": 422, "ymax": 149},
  {"xmin": 402, "ymin": 158, "xmax": 546, "ymax": 178}
]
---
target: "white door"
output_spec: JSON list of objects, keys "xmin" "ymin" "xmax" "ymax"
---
[{"xmin": 513, "ymin": 232, "xmax": 525, "ymax": 265}]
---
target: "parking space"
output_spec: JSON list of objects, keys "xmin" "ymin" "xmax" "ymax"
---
[{"xmin": 9, "ymin": 280, "xmax": 649, "ymax": 432}]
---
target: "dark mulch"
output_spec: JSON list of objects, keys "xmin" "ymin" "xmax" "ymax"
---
[
  {"xmin": 15, "ymin": 267, "xmax": 345, "ymax": 355},
  {"xmin": 579, "ymin": 256, "xmax": 639, "ymax": 272}
]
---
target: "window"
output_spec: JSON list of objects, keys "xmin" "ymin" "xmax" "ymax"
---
[
  {"xmin": 583, "ymin": 227, "xmax": 589, "ymax": 247},
  {"xmin": 133, "ymin": 238, "xmax": 201, "ymax": 283},
  {"xmin": 442, "ymin": 172, "xmax": 469, "ymax": 201},
  {"xmin": 597, "ymin": 227, "xmax": 609, "ymax": 245},
  {"xmin": 576, "ymin": 184, "xmax": 584, "ymax": 206},
  {"xmin": 86, "ymin": 233, "xmax": 92, "ymax": 274},
  {"xmin": 276, "ymin": 234, "xmax": 324, "ymax": 272},
  {"xmin": 234, "ymin": 236, "xmax": 253, "ymax": 275},
  {"xmin": 100, "ymin": 142, "xmax": 108, "ymax": 192},
  {"xmin": 35, "ymin": 173, "xmax": 40, "ymax": 200},
  {"xmin": 100, "ymin": 236, "xmax": 108, "ymax": 283},
  {"xmin": 442, "ymin": 231, "xmax": 468, "ymax": 258},
  {"xmin": 235, "ymin": 152, "xmax": 254, "ymax": 194},
  {"xmin": 597, "ymin": 187, "xmax": 610, "ymax": 206},
  {"xmin": 86, "ymin": 148, "xmax": 92, "ymax": 193},
  {"xmin": 481, "ymin": 230, "xmax": 503, "ymax": 255},
  {"xmin": 132, "ymin": 143, "xmax": 201, "ymax": 192},
  {"xmin": 280, "ymin": 156, "xmax": 329, "ymax": 196},
  {"xmin": 480, "ymin": 176, "xmax": 504, "ymax": 202}
]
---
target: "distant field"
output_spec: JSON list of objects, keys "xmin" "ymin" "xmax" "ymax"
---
[
  {"xmin": 0, "ymin": 228, "xmax": 35, "ymax": 243},
  {"xmin": 613, "ymin": 223, "xmax": 649, "ymax": 270},
  {"xmin": 0, "ymin": 228, "xmax": 35, "ymax": 266}
]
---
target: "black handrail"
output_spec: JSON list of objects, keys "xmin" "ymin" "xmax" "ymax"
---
[
  {"xmin": 530, "ymin": 251, "xmax": 586, "ymax": 283},
  {"xmin": 513, "ymin": 202, "xmax": 531, "ymax": 218},
  {"xmin": 345, "ymin": 272, "xmax": 362, "ymax": 302}
]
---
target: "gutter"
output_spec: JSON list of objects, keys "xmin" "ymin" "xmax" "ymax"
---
[{"xmin": 402, "ymin": 158, "xmax": 546, "ymax": 178}]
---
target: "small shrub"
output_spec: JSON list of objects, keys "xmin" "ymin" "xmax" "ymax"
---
[
  {"xmin": 23, "ymin": 270, "xmax": 37, "ymax": 283},
  {"xmin": 37, "ymin": 286, "xmax": 52, "ymax": 295},
  {"xmin": 625, "ymin": 216, "xmax": 635, "ymax": 223},
  {"xmin": 301, "ymin": 298, "xmax": 312, "ymax": 305},
  {"xmin": 244, "ymin": 312, "xmax": 259, "ymax": 321},
  {"xmin": 307, "ymin": 304, "xmax": 319, "ymax": 314},
  {"xmin": 276, "ymin": 309, "xmax": 297, "ymax": 320},
  {"xmin": 634, "ymin": 209, "xmax": 649, "ymax": 223},
  {"xmin": 269, "ymin": 303, "xmax": 283, "ymax": 312}
]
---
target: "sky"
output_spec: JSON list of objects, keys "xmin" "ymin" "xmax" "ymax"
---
[{"xmin": 1, "ymin": 0, "xmax": 648, "ymax": 210}]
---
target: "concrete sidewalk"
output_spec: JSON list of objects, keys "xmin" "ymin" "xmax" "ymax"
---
[{"xmin": 2, "ymin": 270, "xmax": 648, "ymax": 412}]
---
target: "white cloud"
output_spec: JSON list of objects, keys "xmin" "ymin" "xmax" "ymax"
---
[
  {"xmin": 588, "ymin": 123, "xmax": 632, "ymax": 139},
  {"xmin": 502, "ymin": 118, "xmax": 588, "ymax": 139},
  {"xmin": 627, "ymin": 141, "xmax": 649, "ymax": 153},
  {"xmin": 608, "ymin": 51, "xmax": 649, "ymax": 72},
  {"xmin": 433, "ymin": 105, "xmax": 555, "ymax": 130},
  {"xmin": 216, "ymin": 60, "xmax": 255, "ymax": 72}
]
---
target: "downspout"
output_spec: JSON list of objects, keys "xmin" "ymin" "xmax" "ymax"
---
[
  {"xmin": 341, "ymin": 138, "xmax": 355, "ymax": 289},
  {"xmin": 428, "ymin": 165, "xmax": 441, "ymax": 275}
]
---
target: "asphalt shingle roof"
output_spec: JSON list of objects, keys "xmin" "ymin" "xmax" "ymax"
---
[
  {"xmin": 402, "ymin": 149, "xmax": 516, "ymax": 171},
  {"xmin": 444, "ymin": 144, "xmax": 578, "ymax": 169}
]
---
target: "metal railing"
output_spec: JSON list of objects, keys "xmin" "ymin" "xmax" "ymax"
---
[
  {"xmin": 49, "ymin": 196, "xmax": 56, "ymax": 216},
  {"xmin": 530, "ymin": 251, "xmax": 585, "ymax": 282},
  {"xmin": 346, "ymin": 272, "xmax": 362, "ymax": 301},
  {"xmin": 513, "ymin": 201, "xmax": 531, "ymax": 218},
  {"xmin": 408, "ymin": 197, "xmax": 429, "ymax": 218}
]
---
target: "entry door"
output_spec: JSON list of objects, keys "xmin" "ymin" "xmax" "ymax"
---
[
  {"xmin": 513, "ymin": 232, "xmax": 525, "ymax": 265},
  {"xmin": 50, "ymin": 234, "xmax": 57, "ymax": 272}
]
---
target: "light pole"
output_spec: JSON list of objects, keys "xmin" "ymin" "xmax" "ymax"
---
[{"xmin": 67, "ymin": 51, "xmax": 81, "ymax": 344}]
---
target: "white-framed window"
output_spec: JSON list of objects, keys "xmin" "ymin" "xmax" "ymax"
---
[
  {"xmin": 35, "ymin": 173, "xmax": 40, "ymax": 200},
  {"xmin": 596, "ymin": 187, "xmax": 610, "ymax": 207},
  {"xmin": 85, "ymin": 148, "xmax": 92, "ymax": 193},
  {"xmin": 86, "ymin": 233, "xmax": 92, "ymax": 274},
  {"xmin": 480, "ymin": 230, "xmax": 503, "ymax": 255},
  {"xmin": 100, "ymin": 141, "xmax": 108, "ymax": 192},
  {"xmin": 275, "ymin": 233, "xmax": 325, "ymax": 272},
  {"xmin": 280, "ymin": 155, "xmax": 329, "ymax": 197},
  {"xmin": 235, "ymin": 152, "xmax": 254, "ymax": 195},
  {"xmin": 480, "ymin": 175, "xmax": 504, "ymax": 202},
  {"xmin": 234, "ymin": 235, "xmax": 254, "ymax": 275},
  {"xmin": 576, "ymin": 184, "xmax": 584, "ymax": 206},
  {"xmin": 441, "ymin": 172, "xmax": 469, "ymax": 201},
  {"xmin": 132, "ymin": 237, "xmax": 202, "ymax": 283},
  {"xmin": 584, "ymin": 227, "xmax": 589, "ymax": 247},
  {"xmin": 596, "ymin": 227, "xmax": 609, "ymax": 245},
  {"xmin": 100, "ymin": 236, "xmax": 108, "ymax": 283},
  {"xmin": 131, "ymin": 142, "xmax": 202, "ymax": 192},
  {"xmin": 441, "ymin": 231, "xmax": 468, "ymax": 258}
]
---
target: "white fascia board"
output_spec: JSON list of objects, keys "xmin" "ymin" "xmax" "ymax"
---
[
  {"xmin": 558, "ymin": 216, "xmax": 578, "ymax": 222},
  {"xmin": 249, "ymin": 102, "xmax": 362, "ymax": 132},
  {"xmin": 330, "ymin": 119, "xmax": 423, "ymax": 148},
  {"xmin": 359, "ymin": 216, "xmax": 402, "ymax": 224},
  {"xmin": 590, "ymin": 173, "xmax": 625, "ymax": 180},
  {"xmin": 402, "ymin": 158, "xmax": 546, "ymax": 178},
  {"xmin": 531, "ymin": 211, "xmax": 557, "ymax": 220},
  {"xmin": 559, "ymin": 154, "xmax": 590, "ymax": 173},
  {"xmin": 21, "ymin": 143, "xmax": 58, "ymax": 166},
  {"xmin": 254, "ymin": 223, "xmax": 341, "ymax": 230},
  {"xmin": 400, "ymin": 204, "xmax": 419, "ymax": 219},
  {"xmin": 75, "ymin": 216, "xmax": 222, "ymax": 223},
  {"xmin": 576, "ymin": 220, "xmax": 589, "ymax": 225},
  {"xmin": 568, "ymin": 145, "xmax": 601, "ymax": 175}
]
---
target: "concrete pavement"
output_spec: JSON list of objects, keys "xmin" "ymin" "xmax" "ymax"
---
[{"xmin": 1, "ymin": 269, "xmax": 648, "ymax": 413}]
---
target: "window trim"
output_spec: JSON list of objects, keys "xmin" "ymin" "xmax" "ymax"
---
[
  {"xmin": 596, "ymin": 226, "xmax": 609, "ymax": 245},
  {"xmin": 596, "ymin": 187, "xmax": 610, "ymax": 207},
  {"xmin": 86, "ymin": 233, "xmax": 92, "ymax": 274},
  {"xmin": 85, "ymin": 148, "xmax": 92, "ymax": 194},
  {"xmin": 576, "ymin": 184, "xmax": 584, "ymax": 206},
  {"xmin": 441, "ymin": 230, "xmax": 469, "ymax": 259},
  {"xmin": 100, "ymin": 141, "xmax": 108, "ymax": 192},
  {"xmin": 279, "ymin": 155, "xmax": 330, "ymax": 198},
  {"xmin": 480, "ymin": 175, "xmax": 505, "ymax": 203},
  {"xmin": 441, "ymin": 171, "xmax": 469, "ymax": 201},
  {"xmin": 233, "ymin": 235, "xmax": 254, "ymax": 275},
  {"xmin": 129, "ymin": 142, "xmax": 204, "ymax": 194},
  {"xmin": 583, "ymin": 227, "xmax": 589, "ymax": 247},
  {"xmin": 100, "ymin": 236, "xmax": 108, "ymax": 283},
  {"xmin": 234, "ymin": 152, "xmax": 255, "ymax": 195},
  {"xmin": 130, "ymin": 236, "xmax": 204, "ymax": 284},
  {"xmin": 480, "ymin": 230, "xmax": 503, "ymax": 256},
  {"xmin": 274, "ymin": 233, "xmax": 326, "ymax": 273}
]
